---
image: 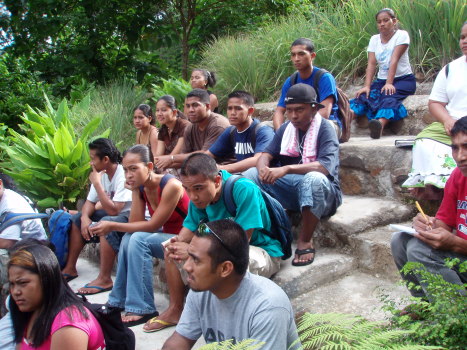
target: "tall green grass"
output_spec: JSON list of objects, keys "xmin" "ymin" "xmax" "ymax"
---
[
  {"xmin": 71, "ymin": 80, "xmax": 148, "ymax": 151},
  {"xmin": 200, "ymin": 0, "xmax": 466, "ymax": 105}
]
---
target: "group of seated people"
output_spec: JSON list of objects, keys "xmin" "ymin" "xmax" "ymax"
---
[{"xmin": 0, "ymin": 12, "xmax": 466, "ymax": 349}]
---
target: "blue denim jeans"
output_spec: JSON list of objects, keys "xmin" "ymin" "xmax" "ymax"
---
[
  {"xmin": 243, "ymin": 168, "xmax": 336, "ymax": 219},
  {"xmin": 107, "ymin": 231, "xmax": 174, "ymax": 314},
  {"xmin": 391, "ymin": 231, "xmax": 467, "ymax": 299}
]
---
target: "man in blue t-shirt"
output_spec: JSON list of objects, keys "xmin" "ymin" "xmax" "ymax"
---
[
  {"xmin": 207, "ymin": 91, "xmax": 274, "ymax": 174},
  {"xmin": 273, "ymin": 37, "xmax": 340, "ymax": 135},
  {"xmin": 245, "ymin": 84, "xmax": 342, "ymax": 267}
]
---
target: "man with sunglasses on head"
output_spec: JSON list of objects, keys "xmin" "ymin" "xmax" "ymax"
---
[
  {"xmin": 154, "ymin": 89, "xmax": 231, "ymax": 170},
  {"xmin": 143, "ymin": 153, "xmax": 284, "ymax": 333},
  {"xmin": 161, "ymin": 219, "xmax": 300, "ymax": 350}
]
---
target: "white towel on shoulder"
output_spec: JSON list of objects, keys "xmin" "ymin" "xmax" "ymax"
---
[{"xmin": 280, "ymin": 113, "xmax": 322, "ymax": 163}]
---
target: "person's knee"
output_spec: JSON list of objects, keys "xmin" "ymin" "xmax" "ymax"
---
[
  {"xmin": 406, "ymin": 238, "xmax": 431, "ymax": 265},
  {"xmin": 390, "ymin": 232, "xmax": 405, "ymax": 255},
  {"xmin": 243, "ymin": 167, "xmax": 259, "ymax": 183}
]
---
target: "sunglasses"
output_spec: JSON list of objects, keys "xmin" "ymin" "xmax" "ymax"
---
[{"xmin": 197, "ymin": 222, "xmax": 236, "ymax": 256}]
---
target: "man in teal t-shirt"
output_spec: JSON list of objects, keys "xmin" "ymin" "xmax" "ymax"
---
[
  {"xmin": 176, "ymin": 153, "xmax": 283, "ymax": 276},
  {"xmin": 148, "ymin": 153, "xmax": 283, "ymax": 333}
]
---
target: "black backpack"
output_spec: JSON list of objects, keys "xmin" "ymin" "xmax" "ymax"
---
[
  {"xmin": 222, "ymin": 175, "xmax": 293, "ymax": 260},
  {"xmin": 290, "ymin": 69, "xmax": 352, "ymax": 143},
  {"xmin": 82, "ymin": 297, "xmax": 135, "ymax": 350}
]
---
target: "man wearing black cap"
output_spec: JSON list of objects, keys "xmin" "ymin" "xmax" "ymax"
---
[{"xmin": 245, "ymin": 83, "xmax": 342, "ymax": 266}]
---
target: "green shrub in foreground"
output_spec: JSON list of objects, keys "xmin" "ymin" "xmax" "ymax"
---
[
  {"xmin": 1, "ymin": 95, "xmax": 109, "ymax": 209},
  {"xmin": 200, "ymin": 0, "xmax": 466, "ymax": 105},
  {"xmin": 385, "ymin": 260, "xmax": 467, "ymax": 350}
]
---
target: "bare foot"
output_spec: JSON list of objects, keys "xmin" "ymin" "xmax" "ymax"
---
[{"xmin": 122, "ymin": 313, "xmax": 144, "ymax": 323}]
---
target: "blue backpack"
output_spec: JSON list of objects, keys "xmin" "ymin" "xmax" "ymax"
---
[
  {"xmin": 222, "ymin": 175, "xmax": 293, "ymax": 260},
  {"xmin": 48, "ymin": 209, "xmax": 72, "ymax": 268}
]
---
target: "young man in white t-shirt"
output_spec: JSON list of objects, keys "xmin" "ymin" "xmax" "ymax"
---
[
  {"xmin": 0, "ymin": 174, "xmax": 47, "ymax": 249},
  {"xmin": 61, "ymin": 138, "xmax": 132, "ymax": 295}
]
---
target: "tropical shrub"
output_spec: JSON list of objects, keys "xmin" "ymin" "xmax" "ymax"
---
[
  {"xmin": 0, "ymin": 53, "xmax": 54, "ymax": 129},
  {"xmin": 69, "ymin": 79, "xmax": 147, "ymax": 151},
  {"xmin": 296, "ymin": 312, "xmax": 442, "ymax": 349},
  {"xmin": 200, "ymin": 0, "xmax": 466, "ymax": 105},
  {"xmin": 385, "ymin": 260, "xmax": 467, "ymax": 350},
  {"xmin": 1, "ymin": 95, "xmax": 109, "ymax": 209},
  {"xmin": 151, "ymin": 77, "xmax": 192, "ymax": 111}
]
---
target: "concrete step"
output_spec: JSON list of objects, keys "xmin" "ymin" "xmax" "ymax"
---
[
  {"xmin": 348, "ymin": 221, "xmax": 413, "ymax": 280},
  {"xmin": 273, "ymin": 248, "xmax": 357, "ymax": 299},
  {"xmin": 339, "ymin": 136, "xmax": 414, "ymax": 197},
  {"xmin": 254, "ymin": 94, "xmax": 435, "ymax": 138},
  {"xmin": 312, "ymin": 195, "xmax": 415, "ymax": 248},
  {"xmin": 291, "ymin": 271, "xmax": 411, "ymax": 321}
]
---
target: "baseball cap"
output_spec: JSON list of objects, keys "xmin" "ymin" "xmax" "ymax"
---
[{"xmin": 284, "ymin": 83, "xmax": 324, "ymax": 109}]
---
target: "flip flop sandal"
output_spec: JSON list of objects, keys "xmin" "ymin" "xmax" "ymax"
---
[
  {"xmin": 76, "ymin": 284, "xmax": 113, "ymax": 295},
  {"xmin": 143, "ymin": 317, "xmax": 177, "ymax": 333},
  {"xmin": 292, "ymin": 248, "xmax": 315, "ymax": 267},
  {"xmin": 62, "ymin": 273, "xmax": 78, "ymax": 282},
  {"xmin": 124, "ymin": 311, "xmax": 159, "ymax": 328}
]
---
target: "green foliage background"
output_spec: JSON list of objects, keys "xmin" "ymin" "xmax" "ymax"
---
[{"xmin": 200, "ymin": 0, "xmax": 466, "ymax": 106}]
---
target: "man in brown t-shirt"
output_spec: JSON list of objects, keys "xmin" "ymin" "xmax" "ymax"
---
[{"xmin": 155, "ymin": 89, "xmax": 230, "ymax": 170}]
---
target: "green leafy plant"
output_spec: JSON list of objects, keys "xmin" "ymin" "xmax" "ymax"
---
[
  {"xmin": 295, "ymin": 312, "xmax": 441, "ymax": 349},
  {"xmin": 151, "ymin": 77, "xmax": 192, "ymax": 111},
  {"xmin": 201, "ymin": 0, "xmax": 466, "ymax": 106},
  {"xmin": 199, "ymin": 339, "xmax": 265, "ymax": 350},
  {"xmin": 1, "ymin": 95, "xmax": 109, "ymax": 209},
  {"xmin": 0, "ymin": 53, "xmax": 54, "ymax": 129},
  {"xmin": 385, "ymin": 260, "xmax": 467, "ymax": 350},
  {"xmin": 69, "ymin": 79, "xmax": 147, "ymax": 151}
]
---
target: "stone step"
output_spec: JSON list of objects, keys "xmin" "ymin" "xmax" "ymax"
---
[
  {"xmin": 313, "ymin": 195, "xmax": 415, "ymax": 248},
  {"xmin": 339, "ymin": 136, "xmax": 414, "ymax": 197},
  {"xmin": 291, "ymin": 271, "xmax": 411, "ymax": 321},
  {"xmin": 273, "ymin": 248, "xmax": 356, "ymax": 299},
  {"xmin": 348, "ymin": 221, "xmax": 413, "ymax": 280},
  {"xmin": 254, "ymin": 94, "xmax": 434, "ymax": 138}
]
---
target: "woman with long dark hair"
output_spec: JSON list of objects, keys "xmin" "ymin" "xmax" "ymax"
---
[
  {"xmin": 153, "ymin": 95, "xmax": 190, "ymax": 170},
  {"xmin": 8, "ymin": 244, "xmax": 105, "ymax": 349},
  {"xmin": 350, "ymin": 8, "xmax": 416, "ymax": 139},
  {"xmin": 89, "ymin": 144, "xmax": 189, "ymax": 328},
  {"xmin": 133, "ymin": 104, "xmax": 159, "ymax": 159}
]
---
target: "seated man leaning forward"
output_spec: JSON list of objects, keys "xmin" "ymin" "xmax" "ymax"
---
[
  {"xmin": 142, "ymin": 153, "xmax": 284, "ymax": 333},
  {"xmin": 161, "ymin": 219, "xmax": 300, "ymax": 350},
  {"xmin": 391, "ymin": 116, "xmax": 467, "ymax": 299},
  {"xmin": 206, "ymin": 90, "xmax": 275, "ymax": 174},
  {"xmin": 154, "ymin": 88, "xmax": 230, "ymax": 171},
  {"xmin": 244, "ymin": 83, "xmax": 342, "ymax": 266},
  {"xmin": 61, "ymin": 138, "xmax": 132, "ymax": 294}
]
